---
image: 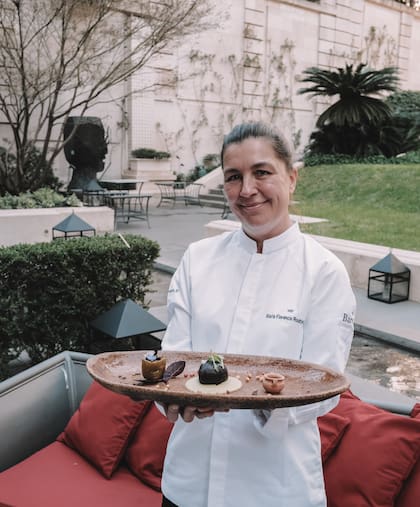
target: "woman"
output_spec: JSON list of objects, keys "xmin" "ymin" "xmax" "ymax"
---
[{"xmin": 160, "ymin": 122, "xmax": 356, "ymax": 507}]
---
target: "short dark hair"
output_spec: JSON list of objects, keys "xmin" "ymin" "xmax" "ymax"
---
[{"xmin": 221, "ymin": 122, "xmax": 293, "ymax": 171}]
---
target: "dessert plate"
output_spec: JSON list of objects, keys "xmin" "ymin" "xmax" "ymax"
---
[{"xmin": 86, "ymin": 350, "xmax": 350, "ymax": 410}]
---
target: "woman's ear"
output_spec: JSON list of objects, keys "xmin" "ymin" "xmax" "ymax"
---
[{"xmin": 289, "ymin": 167, "xmax": 298, "ymax": 194}]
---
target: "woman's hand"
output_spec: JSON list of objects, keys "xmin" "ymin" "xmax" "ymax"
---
[{"xmin": 163, "ymin": 404, "xmax": 227, "ymax": 423}]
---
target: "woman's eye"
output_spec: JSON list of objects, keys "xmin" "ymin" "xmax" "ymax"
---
[
  {"xmin": 255, "ymin": 169, "xmax": 270, "ymax": 177},
  {"xmin": 225, "ymin": 174, "xmax": 240, "ymax": 182}
]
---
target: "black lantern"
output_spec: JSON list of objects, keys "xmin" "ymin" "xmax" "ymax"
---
[
  {"xmin": 368, "ymin": 253, "xmax": 410, "ymax": 304},
  {"xmin": 52, "ymin": 212, "xmax": 96, "ymax": 239},
  {"xmin": 89, "ymin": 298, "xmax": 166, "ymax": 352}
]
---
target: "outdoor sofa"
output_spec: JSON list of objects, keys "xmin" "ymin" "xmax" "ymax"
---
[{"xmin": 0, "ymin": 351, "xmax": 419, "ymax": 507}]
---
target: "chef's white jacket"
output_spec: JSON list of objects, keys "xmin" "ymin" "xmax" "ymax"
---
[{"xmin": 161, "ymin": 223, "xmax": 356, "ymax": 507}]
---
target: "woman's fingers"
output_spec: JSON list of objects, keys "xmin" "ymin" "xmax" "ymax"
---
[
  {"xmin": 181, "ymin": 406, "xmax": 197, "ymax": 422},
  {"xmin": 164, "ymin": 405, "xmax": 229, "ymax": 423},
  {"xmin": 195, "ymin": 407, "xmax": 215, "ymax": 419},
  {"xmin": 166, "ymin": 404, "xmax": 181, "ymax": 423}
]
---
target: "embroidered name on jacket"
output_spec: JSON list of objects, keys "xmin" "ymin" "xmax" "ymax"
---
[{"xmin": 266, "ymin": 313, "xmax": 304, "ymax": 325}]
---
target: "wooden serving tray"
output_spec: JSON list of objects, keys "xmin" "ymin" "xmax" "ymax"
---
[{"xmin": 86, "ymin": 350, "xmax": 350, "ymax": 410}]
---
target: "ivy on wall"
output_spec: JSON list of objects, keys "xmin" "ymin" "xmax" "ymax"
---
[{"xmin": 156, "ymin": 38, "xmax": 303, "ymax": 169}]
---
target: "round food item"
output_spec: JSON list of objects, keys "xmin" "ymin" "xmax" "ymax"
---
[
  {"xmin": 198, "ymin": 353, "xmax": 228, "ymax": 385},
  {"xmin": 262, "ymin": 372, "xmax": 285, "ymax": 394},
  {"xmin": 141, "ymin": 350, "xmax": 166, "ymax": 381}
]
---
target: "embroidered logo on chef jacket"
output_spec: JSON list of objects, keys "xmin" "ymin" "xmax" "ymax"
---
[
  {"xmin": 340, "ymin": 312, "xmax": 354, "ymax": 327},
  {"xmin": 342, "ymin": 312, "xmax": 353, "ymax": 324},
  {"xmin": 265, "ymin": 312, "xmax": 304, "ymax": 325}
]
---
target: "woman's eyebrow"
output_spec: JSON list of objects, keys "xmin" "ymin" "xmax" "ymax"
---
[
  {"xmin": 223, "ymin": 167, "xmax": 240, "ymax": 175},
  {"xmin": 251, "ymin": 161, "xmax": 273, "ymax": 170}
]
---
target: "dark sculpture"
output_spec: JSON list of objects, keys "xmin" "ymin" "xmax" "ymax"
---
[{"xmin": 64, "ymin": 116, "xmax": 107, "ymax": 192}]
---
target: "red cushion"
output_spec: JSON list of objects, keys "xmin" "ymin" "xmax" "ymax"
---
[
  {"xmin": 58, "ymin": 381, "xmax": 150, "ymax": 478},
  {"xmin": 0, "ymin": 441, "xmax": 161, "ymax": 507},
  {"xmin": 410, "ymin": 402, "xmax": 420, "ymax": 419},
  {"xmin": 125, "ymin": 404, "xmax": 173, "ymax": 491},
  {"xmin": 324, "ymin": 390, "xmax": 420, "ymax": 507},
  {"xmin": 317, "ymin": 411, "xmax": 350, "ymax": 463},
  {"xmin": 395, "ymin": 404, "xmax": 420, "ymax": 507}
]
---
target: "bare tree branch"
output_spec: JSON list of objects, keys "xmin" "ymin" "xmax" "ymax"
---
[{"xmin": 0, "ymin": 0, "xmax": 216, "ymax": 194}]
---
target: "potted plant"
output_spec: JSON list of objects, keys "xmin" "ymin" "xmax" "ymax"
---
[{"xmin": 131, "ymin": 148, "xmax": 170, "ymax": 160}]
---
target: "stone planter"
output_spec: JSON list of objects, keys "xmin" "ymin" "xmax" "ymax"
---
[
  {"xmin": 0, "ymin": 207, "xmax": 114, "ymax": 247},
  {"xmin": 125, "ymin": 158, "xmax": 175, "ymax": 182}
]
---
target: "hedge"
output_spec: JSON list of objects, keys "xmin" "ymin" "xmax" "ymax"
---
[
  {"xmin": 0, "ymin": 234, "xmax": 160, "ymax": 380},
  {"xmin": 303, "ymin": 150, "xmax": 420, "ymax": 167}
]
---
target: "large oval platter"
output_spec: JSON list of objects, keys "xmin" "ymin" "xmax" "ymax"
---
[{"xmin": 86, "ymin": 350, "xmax": 350, "ymax": 410}]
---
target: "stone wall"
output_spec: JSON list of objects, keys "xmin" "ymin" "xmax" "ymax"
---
[
  {"xmin": 0, "ymin": 207, "xmax": 115, "ymax": 247},
  {"xmin": 0, "ymin": 0, "xmax": 418, "ymax": 184},
  {"xmin": 131, "ymin": 0, "xmax": 420, "ymax": 174}
]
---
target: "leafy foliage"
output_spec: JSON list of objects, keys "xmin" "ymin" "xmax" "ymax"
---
[
  {"xmin": 298, "ymin": 63, "xmax": 420, "ymax": 158},
  {"xmin": 0, "ymin": 187, "xmax": 81, "ymax": 209},
  {"xmin": 298, "ymin": 63, "xmax": 399, "ymax": 128},
  {"xmin": 386, "ymin": 90, "xmax": 420, "ymax": 115},
  {"xmin": 303, "ymin": 150, "xmax": 420, "ymax": 166},
  {"xmin": 0, "ymin": 144, "xmax": 59, "ymax": 196},
  {"xmin": 304, "ymin": 121, "xmax": 420, "ymax": 159},
  {"xmin": 131, "ymin": 148, "xmax": 170, "ymax": 159},
  {"xmin": 0, "ymin": 234, "xmax": 160, "ymax": 380}
]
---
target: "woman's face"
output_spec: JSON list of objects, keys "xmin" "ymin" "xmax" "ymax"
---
[{"xmin": 223, "ymin": 137, "xmax": 297, "ymax": 244}]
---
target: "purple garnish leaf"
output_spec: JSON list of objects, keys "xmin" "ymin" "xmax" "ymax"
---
[{"xmin": 163, "ymin": 360, "xmax": 186, "ymax": 383}]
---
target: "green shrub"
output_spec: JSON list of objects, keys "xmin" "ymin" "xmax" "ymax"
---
[
  {"xmin": 131, "ymin": 148, "xmax": 170, "ymax": 159},
  {"xmin": 0, "ymin": 144, "xmax": 60, "ymax": 196},
  {"xmin": 386, "ymin": 90, "xmax": 420, "ymax": 117},
  {"xmin": 303, "ymin": 150, "xmax": 420, "ymax": 166},
  {"xmin": 0, "ymin": 187, "xmax": 81, "ymax": 209},
  {"xmin": 176, "ymin": 153, "xmax": 221, "ymax": 182},
  {"xmin": 0, "ymin": 234, "xmax": 159, "ymax": 380}
]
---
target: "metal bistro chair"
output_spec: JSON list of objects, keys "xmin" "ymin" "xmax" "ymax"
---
[
  {"xmin": 82, "ymin": 189, "xmax": 108, "ymax": 207},
  {"xmin": 104, "ymin": 192, "xmax": 151, "ymax": 228},
  {"xmin": 156, "ymin": 181, "xmax": 203, "ymax": 207},
  {"xmin": 184, "ymin": 182, "xmax": 203, "ymax": 207},
  {"xmin": 156, "ymin": 181, "xmax": 183, "ymax": 207}
]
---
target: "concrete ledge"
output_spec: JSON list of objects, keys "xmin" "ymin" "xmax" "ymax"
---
[
  {"xmin": 0, "ymin": 206, "xmax": 115, "ymax": 247},
  {"xmin": 204, "ymin": 219, "xmax": 420, "ymax": 303}
]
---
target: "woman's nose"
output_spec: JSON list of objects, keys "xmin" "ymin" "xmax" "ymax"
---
[{"xmin": 239, "ymin": 175, "xmax": 257, "ymax": 197}]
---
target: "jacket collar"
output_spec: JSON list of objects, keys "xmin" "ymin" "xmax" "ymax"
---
[{"xmin": 238, "ymin": 221, "xmax": 300, "ymax": 254}]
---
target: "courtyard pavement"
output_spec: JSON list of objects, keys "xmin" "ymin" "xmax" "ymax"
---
[{"xmin": 116, "ymin": 197, "xmax": 420, "ymax": 355}]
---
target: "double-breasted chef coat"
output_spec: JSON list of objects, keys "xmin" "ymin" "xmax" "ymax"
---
[{"xmin": 161, "ymin": 223, "xmax": 356, "ymax": 507}]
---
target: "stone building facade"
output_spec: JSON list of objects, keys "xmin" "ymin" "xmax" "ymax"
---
[
  {"xmin": 125, "ymin": 0, "xmax": 420, "ymax": 179},
  {"xmin": 1, "ymin": 0, "xmax": 419, "ymax": 184}
]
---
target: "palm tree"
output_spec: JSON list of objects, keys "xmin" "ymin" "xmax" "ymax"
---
[{"xmin": 298, "ymin": 63, "xmax": 400, "ymax": 128}]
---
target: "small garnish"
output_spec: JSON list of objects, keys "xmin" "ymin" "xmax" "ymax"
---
[
  {"xmin": 208, "ymin": 353, "xmax": 225, "ymax": 371},
  {"xmin": 162, "ymin": 360, "xmax": 186, "ymax": 383},
  {"xmin": 145, "ymin": 350, "xmax": 161, "ymax": 362}
]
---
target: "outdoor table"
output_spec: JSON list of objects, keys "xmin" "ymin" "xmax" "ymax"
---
[
  {"xmin": 100, "ymin": 179, "xmax": 145, "ymax": 192},
  {"xmin": 104, "ymin": 193, "xmax": 151, "ymax": 228}
]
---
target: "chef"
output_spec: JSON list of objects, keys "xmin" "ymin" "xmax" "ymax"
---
[{"xmin": 159, "ymin": 122, "xmax": 356, "ymax": 507}]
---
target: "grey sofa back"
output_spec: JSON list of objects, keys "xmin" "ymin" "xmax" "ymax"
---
[{"xmin": 0, "ymin": 351, "xmax": 93, "ymax": 472}]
